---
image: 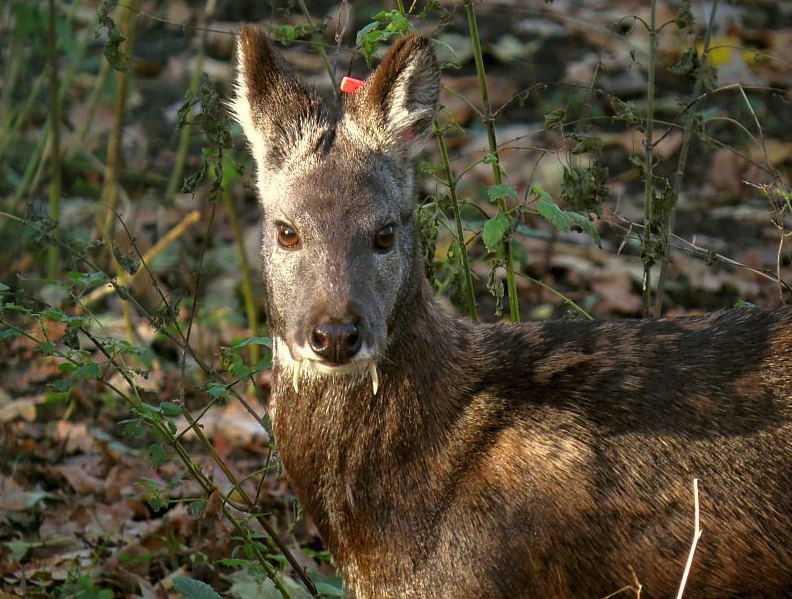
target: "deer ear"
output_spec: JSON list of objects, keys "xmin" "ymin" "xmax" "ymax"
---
[
  {"xmin": 231, "ymin": 26, "xmax": 330, "ymax": 172},
  {"xmin": 345, "ymin": 35, "xmax": 440, "ymax": 158}
]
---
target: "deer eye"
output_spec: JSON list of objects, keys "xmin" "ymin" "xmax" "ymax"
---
[
  {"xmin": 276, "ymin": 222, "xmax": 301, "ymax": 249},
  {"xmin": 374, "ymin": 224, "xmax": 396, "ymax": 252}
]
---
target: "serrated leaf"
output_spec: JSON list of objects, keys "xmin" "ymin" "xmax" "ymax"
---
[
  {"xmin": 159, "ymin": 402, "xmax": 182, "ymax": 417},
  {"xmin": 112, "ymin": 241, "xmax": 140, "ymax": 276},
  {"xmin": 734, "ymin": 300, "xmax": 758, "ymax": 309},
  {"xmin": 487, "ymin": 184, "xmax": 518, "ymax": 203},
  {"xmin": 544, "ymin": 108, "xmax": 566, "ymax": 129},
  {"xmin": 148, "ymin": 443, "xmax": 167, "ymax": 466},
  {"xmin": 74, "ymin": 362, "xmax": 102, "ymax": 380},
  {"xmin": 572, "ymin": 137, "xmax": 604, "ymax": 154},
  {"xmin": 355, "ymin": 21, "xmax": 380, "ymax": 46},
  {"xmin": 676, "ymin": 0, "xmax": 695, "ymax": 29},
  {"xmin": 173, "ymin": 576, "xmax": 223, "ymax": 599},
  {"xmin": 232, "ymin": 336, "xmax": 272, "ymax": 349},
  {"xmin": 204, "ymin": 382, "xmax": 229, "ymax": 399},
  {"xmin": 609, "ymin": 96, "xmax": 639, "ymax": 125},
  {"xmin": 669, "ymin": 47, "xmax": 699, "ymax": 78},
  {"xmin": 482, "ymin": 214, "xmax": 510, "ymax": 253},
  {"xmin": 68, "ymin": 271, "xmax": 108, "ymax": 286},
  {"xmin": 48, "ymin": 379, "xmax": 74, "ymax": 392},
  {"xmin": 315, "ymin": 580, "xmax": 347, "ymax": 597},
  {"xmin": 187, "ymin": 499, "xmax": 207, "ymax": 519},
  {"xmin": 536, "ymin": 199, "xmax": 570, "ymax": 232},
  {"xmin": 537, "ymin": 199, "xmax": 601, "ymax": 247},
  {"xmin": 97, "ymin": 0, "xmax": 129, "ymax": 71},
  {"xmin": 122, "ymin": 419, "xmax": 146, "ymax": 438},
  {"xmin": 39, "ymin": 341, "xmax": 56, "ymax": 355}
]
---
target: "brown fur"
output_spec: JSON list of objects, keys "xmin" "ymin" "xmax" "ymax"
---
[{"xmin": 233, "ymin": 26, "xmax": 792, "ymax": 598}]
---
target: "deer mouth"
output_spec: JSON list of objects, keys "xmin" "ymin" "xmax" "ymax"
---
[{"xmin": 275, "ymin": 337, "xmax": 380, "ymax": 395}]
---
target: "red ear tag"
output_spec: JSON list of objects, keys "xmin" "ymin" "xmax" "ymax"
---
[{"xmin": 340, "ymin": 76, "xmax": 365, "ymax": 93}]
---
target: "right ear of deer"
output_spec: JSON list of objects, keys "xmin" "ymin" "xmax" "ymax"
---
[
  {"xmin": 232, "ymin": 25, "xmax": 329, "ymax": 172},
  {"xmin": 346, "ymin": 35, "xmax": 440, "ymax": 158}
]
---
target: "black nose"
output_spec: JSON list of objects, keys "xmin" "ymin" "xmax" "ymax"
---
[{"xmin": 310, "ymin": 322, "xmax": 362, "ymax": 365}]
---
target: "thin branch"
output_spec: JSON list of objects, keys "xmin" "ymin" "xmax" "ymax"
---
[{"xmin": 676, "ymin": 479, "xmax": 703, "ymax": 599}]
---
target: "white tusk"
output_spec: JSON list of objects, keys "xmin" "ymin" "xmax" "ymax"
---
[
  {"xmin": 369, "ymin": 363, "xmax": 379, "ymax": 396},
  {"xmin": 293, "ymin": 360, "xmax": 302, "ymax": 393}
]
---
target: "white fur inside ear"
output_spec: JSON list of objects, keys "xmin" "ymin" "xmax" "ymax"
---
[
  {"xmin": 376, "ymin": 51, "xmax": 438, "ymax": 158},
  {"xmin": 387, "ymin": 59, "xmax": 426, "ymax": 132},
  {"xmin": 229, "ymin": 53, "xmax": 269, "ymax": 174}
]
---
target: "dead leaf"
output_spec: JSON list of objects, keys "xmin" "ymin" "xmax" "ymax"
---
[{"xmin": 0, "ymin": 396, "xmax": 44, "ymax": 423}]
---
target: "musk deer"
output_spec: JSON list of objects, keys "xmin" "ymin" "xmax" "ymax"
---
[{"xmin": 232, "ymin": 25, "xmax": 792, "ymax": 598}]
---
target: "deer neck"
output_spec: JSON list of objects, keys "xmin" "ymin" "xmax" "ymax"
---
[{"xmin": 268, "ymin": 276, "xmax": 470, "ymax": 562}]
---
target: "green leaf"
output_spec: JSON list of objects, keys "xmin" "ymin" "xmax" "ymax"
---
[
  {"xmin": 232, "ymin": 336, "xmax": 272, "ymax": 349},
  {"xmin": 544, "ymin": 108, "xmax": 566, "ymax": 129},
  {"xmin": 187, "ymin": 499, "xmax": 207, "ymax": 519},
  {"xmin": 68, "ymin": 271, "xmax": 108, "ymax": 287},
  {"xmin": 609, "ymin": 96, "xmax": 639, "ymax": 126},
  {"xmin": 355, "ymin": 21, "xmax": 380, "ymax": 47},
  {"xmin": 48, "ymin": 379, "xmax": 74, "ymax": 393},
  {"xmin": 147, "ymin": 444, "xmax": 167, "ymax": 466},
  {"xmin": 536, "ymin": 199, "xmax": 569, "ymax": 232},
  {"xmin": 58, "ymin": 360, "xmax": 101, "ymax": 379},
  {"xmin": 669, "ymin": 47, "xmax": 701, "ymax": 79},
  {"xmin": 734, "ymin": 300, "xmax": 758, "ymax": 309},
  {"xmin": 159, "ymin": 402, "xmax": 182, "ymax": 417},
  {"xmin": 97, "ymin": 0, "xmax": 129, "ymax": 72},
  {"xmin": 571, "ymin": 137, "xmax": 604, "ymax": 154},
  {"xmin": 487, "ymin": 184, "xmax": 518, "ymax": 203},
  {"xmin": 482, "ymin": 214, "xmax": 510, "ymax": 253},
  {"xmin": 315, "ymin": 580, "xmax": 346, "ymax": 597},
  {"xmin": 172, "ymin": 577, "xmax": 222, "ymax": 599},
  {"xmin": 204, "ymin": 382, "xmax": 230, "ymax": 399},
  {"xmin": 676, "ymin": 0, "xmax": 695, "ymax": 29},
  {"xmin": 537, "ymin": 199, "xmax": 601, "ymax": 247},
  {"xmin": 112, "ymin": 241, "xmax": 140, "ymax": 276}
]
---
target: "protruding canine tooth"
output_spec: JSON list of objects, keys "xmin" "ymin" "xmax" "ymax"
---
[
  {"xmin": 369, "ymin": 363, "xmax": 379, "ymax": 396},
  {"xmin": 293, "ymin": 360, "xmax": 302, "ymax": 393}
]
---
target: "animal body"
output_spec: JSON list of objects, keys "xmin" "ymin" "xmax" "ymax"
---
[{"xmin": 232, "ymin": 25, "xmax": 792, "ymax": 598}]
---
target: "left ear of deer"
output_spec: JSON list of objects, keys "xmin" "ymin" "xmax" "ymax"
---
[
  {"xmin": 345, "ymin": 35, "xmax": 440, "ymax": 158},
  {"xmin": 232, "ymin": 25, "xmax": 330, "ymax": 174}
]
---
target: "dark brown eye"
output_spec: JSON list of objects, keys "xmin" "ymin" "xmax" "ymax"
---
[
  {"xmin": 374, "ymin": 224, "xmax": 395, "ymax": 252},
  {"xmin": 276, "ymin": 222, "xmax": 301, "ymax": 249}
]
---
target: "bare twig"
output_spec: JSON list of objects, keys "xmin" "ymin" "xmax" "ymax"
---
[{"xmin": 676, "ymin": 479, "xmax": 703, "ymax": 599}]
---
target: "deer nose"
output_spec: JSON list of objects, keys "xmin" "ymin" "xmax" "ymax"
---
[{"xmin": 310, "ymin": 322, "xmax": 362, "ymax": 365}]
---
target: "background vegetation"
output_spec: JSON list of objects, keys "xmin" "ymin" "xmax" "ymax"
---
[{"xmin": 0, "ymin": 0, "xmax": 790, "ymax": 597}]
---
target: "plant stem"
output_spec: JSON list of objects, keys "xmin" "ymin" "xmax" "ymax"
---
[
  {"xmin": 76, "ymin": 59, "xmax": 110, "ymax": 147},
  {"xmin": 4, "ymin": 0, "xmax": 90, "ymax": 211},
  {"xmin": 296, "ymin": 0, "xmax": 339, "ymax": 101},
  {"xmin": 222, "ymin": 189, "xmax": 261, "ymax": 365},
  {"xmin": 654, "ymin": 0, "xmax": 720, "ymax": 317},
  {"xmin": 640, "ymin": 0, "xmax": 658, "ymax": 316},
  {"xmin": 463, "ymin": 0, "xmax": 520, "ymax": 322},
  {"xmin": 101, "ymin": 0, "xmax": 140, "ymax": 238},
  {"xmin": 101, "ymin": 0, "xmax": 141, "ymax": 340},
  {"xmin": 165, "ymin": 0, "xmax": 215, "ymax": 202},
  {"xmin": 0, "ymin": 34, "xmax": 21, "ymax": 150},
  {"xmin": 47, "ymin": 0, "xmax": 62, "ymax": 280},
  {"xmin": 78, "ymin": 325, "xmax": 300, "ymax": 599},
  {"xmin": 435, "ymin": 124, "xmax": 478, "ymax": 321},
  {"xmin": 0, "ymin": 73, "xmax": 45, "ymax": 165}
]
